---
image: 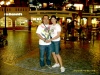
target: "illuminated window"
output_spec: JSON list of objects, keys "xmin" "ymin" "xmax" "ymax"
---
[
  {"xmin": 31, "ymin": 17, "xmax": 42, "ymax": 27},
  {"xmin": 81, "ymin": 18, "xmax": 87, "ymax": 26},
  {"xmin": 92, "ymin": 18, "xmax": 98, "ymax": 27},
  {"xmin": 66, "ymin": 4, "xmax": 83, "ymax": 10},
  {"xmin": 15, "ymin": 17, "xmax": 28, "ymax": 27},
  {"xmin": 67, "ymin": 19, "xmax": 71, "ymax": 23},
  {"xmin": 0, "ymin": 17, "xmax": 12, "ymax": 27}
]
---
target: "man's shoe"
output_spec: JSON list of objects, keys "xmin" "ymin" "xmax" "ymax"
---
[{"xmin": 46, "ymin": 65, "xmax": 52, "ymax": 69}]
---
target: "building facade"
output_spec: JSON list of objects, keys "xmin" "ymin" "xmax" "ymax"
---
[
  {"xmin": 0, "ymin": 7, "xmax": 30, "ymax": 30},
  {"xmin": 0, "ymin": 0, "xmax": 100, "ymax": 31}
]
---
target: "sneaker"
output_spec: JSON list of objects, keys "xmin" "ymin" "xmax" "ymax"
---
[
  {"xmin": 40, "ymin": 66, "xmax": 46, "ymax": 71},
  {"xmin": 46, "ymin": 65, "xmax": 52, "ymax": 69},
  {"xmin": 60, "ymin": 67, "xmax": 65, "ymax": 72},
  {"xmin": 52, "ymin": 63, "xmax": 60, "ymax": 68}
]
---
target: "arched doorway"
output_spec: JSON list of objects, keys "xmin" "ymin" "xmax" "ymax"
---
[
  {"xmin": 0, "ymin": 17, "xmax": 12, "ymax": 28},
  {"xmin": 15, "ymin": 17, "xmax": 28, "ymax": 27}
]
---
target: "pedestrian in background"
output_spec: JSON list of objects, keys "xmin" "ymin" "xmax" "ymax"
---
[{"xmin": 28, "ymin": 20, "xmax": 31, "ymax": 32}]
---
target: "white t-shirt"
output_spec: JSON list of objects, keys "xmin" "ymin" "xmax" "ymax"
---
[
  {"xmin": 36, "ymin": 23, "xmax": 51, "ymax": 45},
  {"xmin": 50, "ymin": 23, "xmax": 61, "ymax": 41}
]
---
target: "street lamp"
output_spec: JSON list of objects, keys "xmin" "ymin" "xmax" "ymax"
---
[{"xmin": 0, "ymin": 1, "xmax": 10, "ymax": 36}]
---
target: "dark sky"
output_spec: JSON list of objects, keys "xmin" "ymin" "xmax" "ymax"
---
[{"xmin": 37, "ymin": 0, "xmax": 64, "ymax": 3}]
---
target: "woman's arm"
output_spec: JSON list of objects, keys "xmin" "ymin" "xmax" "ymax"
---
[{"xmin": 51, "ymin": 32, "xmax": 61, "ymax": 40}]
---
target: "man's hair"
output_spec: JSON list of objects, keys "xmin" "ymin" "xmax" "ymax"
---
[{"xmin": 42, "ymin": 15, "xmax": 49, "ymax": 19}]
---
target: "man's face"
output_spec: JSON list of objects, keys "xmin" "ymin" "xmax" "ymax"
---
[{"xmin": 43, "ymin": 16, "xmax": 49, "ymax": 24}]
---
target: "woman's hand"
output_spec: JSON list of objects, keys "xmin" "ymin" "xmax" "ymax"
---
[{"xmin": 45, "ymin": 39, "xmax": 52, "ymax": 43}]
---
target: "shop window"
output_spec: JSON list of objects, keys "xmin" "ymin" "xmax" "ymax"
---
[
  {"xmin": 66, "ymin": 18, "xmax": 72, "ymax": 23},
  {"xmin": 31, "ymin": 17, "xmax": 42, "ymax": 27},
  {"xmin": 81, "ymin": 18, "xmax": 87, "ymax": 27},
  {"xmin": 15, "ymin": 17, "xmax": 28, "ymax": 27},
  {"xmin": 0, "ymin": 17, "xmax": 12, "ymax": 27},
  {"xmin": 92, "ymin": 18, "xmax": 98, "ymax": 27}
]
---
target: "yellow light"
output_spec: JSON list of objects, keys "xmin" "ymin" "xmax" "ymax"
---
[
  {"xmin": 0, "ymin": 1, "xmax": 4, "ymax": 5},
  {"xmin": 10, "ymin": 0, "xmax": 14, "ymax": 2},
  {"xmin": 10, "ymin": 0, "xmax": 14, "ymax": 4},
  {"xmin": 6, "ymin": 1, "xmax": 10, "ymax": 5},
  {"xmin": 62, "ymin": 17, "xmax": 65, "ymax": 21},
  {"xmin": 43, "ymin": 3, "xmax": 47, "ymax": 8},
  {"xmin": 66, "ymin": 3, "xmax": 83, "ymax": 10}
]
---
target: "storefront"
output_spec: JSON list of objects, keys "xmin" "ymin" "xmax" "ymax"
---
[
  {"xmin": 31, "ymin": 17, "xmax": 41, "ymax": 27},
  {"xmin": 0, "ymin": 7, "xmax": 100, "ymax": 31},
  {"xmin": 0, "ymin": 17, "xmax": 12, "ymax": 28},
  {"xmin": 0, "ymin": 7, "xmax": 29, "ymax": 30},
  {"xmin": 65, "ymin": 17, "xmax": 72, "ymax": 23},
  {"xmin": 81, "ymin": 18, "xmax": 88, "ymax": 27},
  {"xmin": 15, "ymin": 17, "xmax": 28, "ymax": 30},
  {"xmin": 91, "ymin": 18, "xmax": 98, "ymax": 27}
]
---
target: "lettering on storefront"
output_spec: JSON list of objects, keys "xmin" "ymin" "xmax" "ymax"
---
[{"xmin": 4, "ymin": 13, "xmax": 22, "ymax": 16}]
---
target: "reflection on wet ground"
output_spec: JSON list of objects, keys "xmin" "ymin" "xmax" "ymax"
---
[{"xmin": 0, "ymin": 29, "xmax": 100, "ymax": 75}]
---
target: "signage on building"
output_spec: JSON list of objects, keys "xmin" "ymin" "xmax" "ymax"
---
[{"xmin": 4, "ymin": 13, "xmax": 22, "ymax": 16}]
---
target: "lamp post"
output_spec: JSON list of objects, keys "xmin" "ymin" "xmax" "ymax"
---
[{"xmin": 0, "ymin": 1, "xmax": 10, "ymax": 36}]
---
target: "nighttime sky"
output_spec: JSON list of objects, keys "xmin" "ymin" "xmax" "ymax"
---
[{"xmin": 36, "ymin": 0, "xmax": 64, "ymax": 3}]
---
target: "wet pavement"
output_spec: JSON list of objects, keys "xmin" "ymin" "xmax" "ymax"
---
[{"xmin": 0, "ymin": 28, "xmax": 100, "ymax": 75}]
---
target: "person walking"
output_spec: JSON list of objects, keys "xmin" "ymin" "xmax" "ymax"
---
[
  {"xmin": 36, "ymin": 15, "xmax": 52, "ymax": 68},
  {"xmin": 47, "ymin": 15, "xmax": 65, "ymax": 72},
  {"xmin": 28, "ymin": 20, "xmax": 31, "ymax": 32}
]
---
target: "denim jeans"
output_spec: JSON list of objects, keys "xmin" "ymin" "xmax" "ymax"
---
[
  {"xmin": 51, "ymin": 41, "xmax": 60, "ymax": 54},
  {"xmin": 39, "ymin": 44, "xmax": 52, "ymax": 67}
]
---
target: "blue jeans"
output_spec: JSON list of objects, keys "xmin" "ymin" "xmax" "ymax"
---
[
  {"xmin": 39, "ymin": 44, "xmax": 52, "ymax": 67},
  {"xmin": 51, "ymin": 41, "xmax": 60, "ymax": 54}
]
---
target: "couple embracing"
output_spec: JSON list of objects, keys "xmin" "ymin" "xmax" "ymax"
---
[{"xmin": 36, "ymin": 15, "xmax": 65, "ymax": 72}]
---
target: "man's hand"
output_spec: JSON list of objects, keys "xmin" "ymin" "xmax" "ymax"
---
[{"xmin": 45, "ymin": 39, "xmax": 52, "ymax": 43}]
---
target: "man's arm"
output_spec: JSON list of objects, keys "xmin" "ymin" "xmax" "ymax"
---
[
  {"xmin": 45, "ymin": 32, "xmax": 60, "ymax": 43},
  {"xmin": 37, "ymin": 33, "xmax": 46, "ymax": 42}
]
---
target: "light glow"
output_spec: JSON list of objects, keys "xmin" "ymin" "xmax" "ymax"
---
[
  {"xmin": 6, "ymin": 1, "xmax": 10, "ymax": 5},
  {"xmin": 0, "ymin": 1, "xmax": 4, "ymax": 5},
  {"xmin": 66, "ymin": 4, "xmax": 83, "ymax": 10}
]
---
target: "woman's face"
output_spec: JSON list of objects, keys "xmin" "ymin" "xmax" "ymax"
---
[{"xmin": 51, "ymin": 17, "xmax": 56, "ymax": 24}]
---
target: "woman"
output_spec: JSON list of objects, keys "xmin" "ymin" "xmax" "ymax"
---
[{"xmin": 47, "ymin": 15, "xmax": 65, "ymax": 72}]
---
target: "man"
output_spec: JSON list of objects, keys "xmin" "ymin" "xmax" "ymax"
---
[
  {"xmin": 36, "ymin": 15, "xmax": 52, "ymax": 67},
  {"xmin": 28, "ymin": 20, "xmax": 31, "ymax": 32}
]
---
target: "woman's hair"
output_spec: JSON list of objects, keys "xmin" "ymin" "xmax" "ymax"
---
[
  {"xmin": 51, "ymin": 15, "xmax": 57, "ymax": 19},
  {"xmin": 51, "ymin": 15, "xmax": 57, "ymax": 23},
  {"xmin": 57, "ymin": 18, "xmax": 60, "ymax": 21}
]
